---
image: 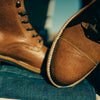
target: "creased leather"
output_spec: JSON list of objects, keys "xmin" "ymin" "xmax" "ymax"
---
[{"xmin": 0, "ymin": 0, "xmax": 47, "ymax": 73}]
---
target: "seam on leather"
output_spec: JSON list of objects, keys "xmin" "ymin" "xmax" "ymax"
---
[{"xmin": 60, "ymin": 37, "xmax": 97, "ymax": 66}]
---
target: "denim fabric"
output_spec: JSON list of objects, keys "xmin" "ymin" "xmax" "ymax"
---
[{"xmin": 0, "ymin": 63, "xmax": 96, "ymax": 100}]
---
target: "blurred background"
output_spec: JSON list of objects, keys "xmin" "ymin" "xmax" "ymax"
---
[
  {"xmin": 25, "ymin": 0, "xmax": 92, "ymax": 47},
  {"xmin": 24, "ymin": 0, "xmax": 100, "ymax": 96}
]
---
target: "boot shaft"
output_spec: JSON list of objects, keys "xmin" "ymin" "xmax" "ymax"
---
[
  {"xmin": 0, "ymin": 0, "xmax": 48, "ymax": 73},
  {"xmin": 0, "ymin": 0, "xmax": 32, "ymax": 37}
]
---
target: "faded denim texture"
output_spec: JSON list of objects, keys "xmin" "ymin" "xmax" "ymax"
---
[{"xmin": 0, "ymin": 63, "xmax": 96, "ymax": 100}]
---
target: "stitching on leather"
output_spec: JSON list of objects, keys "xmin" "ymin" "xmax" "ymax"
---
[{"xmin": 60, "ymin": 37, "xmax": 97, "ymax": 66}]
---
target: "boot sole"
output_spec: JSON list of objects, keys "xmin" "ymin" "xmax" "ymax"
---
[
  {"xmin": 0, "ymin": 55, "xmax": 40, "ymax": 73},
  {"xmin": 47, "ymin": 0, "xmax": 97, "ymax": 88}
]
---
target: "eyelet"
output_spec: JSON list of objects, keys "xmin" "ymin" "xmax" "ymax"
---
[
  {"xmin": 38, "ymin": 39, "xmax": 42, "ymax": 43},
  {"xmin": 18, "ymin": 11, "xmax": 27, "ymax": 16},
  {"xmin": 21, "ymin": 20, "xmax": 29, "ymax": 24},
  {"xmin": 32, "ymin": 34, "xmax": 38, "ymax": 37},
  {"xmin": 26, "ymin": 28, "xmax": 34, "ymax": 31},
  {"xmin": 16, "ymin": 1, "xmax": 21, "ymax": 8}
]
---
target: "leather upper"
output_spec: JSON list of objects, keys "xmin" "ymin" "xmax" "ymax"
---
[
  {"xmin": 0, "ymin": 0, "xmax": 47, "ymax": 73},
  {"xmin": 47, "ymin": 0, "xmax": 100, "ymax": 87}
]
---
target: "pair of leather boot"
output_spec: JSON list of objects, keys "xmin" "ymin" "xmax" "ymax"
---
[{"xmin": 0, "ymin": 0, "xmax": 99, "ymax": 88}]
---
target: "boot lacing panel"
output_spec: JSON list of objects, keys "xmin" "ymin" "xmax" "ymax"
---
[{"xmin": 16, "ymin": 1, "xmax": 43, "ymax": 43}]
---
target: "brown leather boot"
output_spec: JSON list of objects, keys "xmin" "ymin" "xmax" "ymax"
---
[
  {"xmin": 0, "ymin": 0, "xmax": 47, "ymax": 73},
  {"xmin": 47, "ymin": 0, "xmax": 100, "ymax": 88}
]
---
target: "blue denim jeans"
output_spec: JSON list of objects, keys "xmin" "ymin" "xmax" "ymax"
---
[{"xmin": 0, "ymin": 63, "xmax": 96, "ymax": 100}]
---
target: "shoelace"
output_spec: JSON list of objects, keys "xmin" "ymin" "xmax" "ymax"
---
[
  {"xmin": 16, "ymin": 1, "xmax": 43, "ymax": 43},
  {"xmin": 81, "ymin": 13, "xmax": 100, "ymax": 44}
]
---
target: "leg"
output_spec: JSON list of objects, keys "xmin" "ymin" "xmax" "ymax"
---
[{"xmin": 0, "ymin": 63, "xmax": 96, "ymax": 100}]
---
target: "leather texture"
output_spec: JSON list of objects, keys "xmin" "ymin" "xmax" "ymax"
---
[
  {"xmin": 0, "ymin": 0, "xmax": 47, "ymax": 73},
  {"xmin": 47, "ymin": 0, "xmax": 100, "ymax": 88}
]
